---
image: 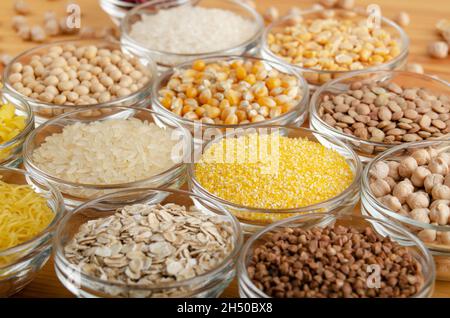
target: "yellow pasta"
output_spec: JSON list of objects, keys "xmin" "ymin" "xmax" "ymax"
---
[{"xmin": 0, "ymin": 180, "xmax": 54, "ymax": 252}]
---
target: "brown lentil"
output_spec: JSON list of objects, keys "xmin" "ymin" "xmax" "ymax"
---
[{"xmin": 318, "ymin": 80, "xmax": 450, "ymax": 143}]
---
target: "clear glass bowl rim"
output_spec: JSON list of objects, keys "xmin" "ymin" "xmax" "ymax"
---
[
  {"xmin": 0, "ymin": 167, "xmax": 65, "ymax": 258},
  {"xmin": 261, "ymin": 7, "xmax": 410, "ymax": 76},
  {"xmin": 362, "ymin": 139, "xmax": 450, "ymax": 232},
  {"xmin": 188, "ymin": 125, "xmax": 362, "ymax": 214},
  {"xmin": 0, "ymin": 87, "xmax": 35, "ymax": 150},
  {"xmin": 101, "ymin": 0, "xmax": 137, "ymax": 7},
  {"xmin": 120, "ymin": 0, "xmax": 265, "ymax": 58},
  {"xmin": 54, "ymin": 187, "xmax": 244, "ymax": 291},
  {"xmin": 2, "ymin": 38, "xmax": 157, "ymax": 110},
  {"xmin": 152, "ymin": 55, "xmax": 310, "ymax": 129},
  {"xmin": 237, "ymin": 212, "xmax": 436, "ymax": 298},
  {"xmin": 309, "ymin": 70, "xmax": 450, "ymax": 148},
  {"xmin": 23, "ymin": 105, "xmax": 191, "ymax": 189}
]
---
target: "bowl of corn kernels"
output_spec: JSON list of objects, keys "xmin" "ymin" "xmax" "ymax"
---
[
  {"xmin": 261, "ymin": 8, "xmax": 409, "ymax": 89},
  {"xmin": 152, "ymin": 55, "xmax": 310, "ymax": 136},
  {"xmin": 0, "ymin": 88, "xmax": 34, "ymax": 167},
  {"xmin": 188, "ymin": 126, "xmax": 362, "ymax": 233}
]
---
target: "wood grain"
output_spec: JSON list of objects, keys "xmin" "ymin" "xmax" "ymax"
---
[{"xmin": 0, "ymin": 0, "xmax": 449, "ymax": 298}]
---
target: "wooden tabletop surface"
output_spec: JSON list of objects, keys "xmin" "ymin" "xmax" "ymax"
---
[{"xmin": 1, "ymin": 0, "xmax": 449, "ymax": 298}]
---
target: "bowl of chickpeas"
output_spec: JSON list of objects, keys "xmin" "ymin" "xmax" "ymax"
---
[
  {"xmin": 2, "ymin": 39, "xmax": 156, "ymax": 125},
  {"xmin": 261, "ymin": 8, "xmax": 409, "ymax": 89},
  {"xmin": 152, "ymin": 55, "xmax": 310, "ymax": 137}
]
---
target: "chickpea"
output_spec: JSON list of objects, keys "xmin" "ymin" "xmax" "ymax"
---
[
  {"xmin": 424, "ymin": 173, "xmax": 445, "ymax": 193},
  {"xmin": 393, "ymin": 180, "xmax": 414, "ymax": 204},
  {"xmin": 429, "ymin": 157, "xmax": 449, "ymax": 175},
  {"xmin": 379, "ymin": 195, "xmax": 402, "ymax": 211},
  {"xmin": 409, "ymin": 208, "xmax": 430, "ymax": 224},
  {"xmin": 411, "ymin": 149, "xmax": 430, "ymax": 165},
  {"xmin": 418, "ymin": 229, "xmax": 437, "ymax": 243},
  {"xmin": 428, "ymin": 41, "xmax": 448, "ymax": 59},
  {"xmin": 411, "ymin": 166, "xmax": 431, "ymax": 188},
  {"xmin": 445, "ymin": 174, "xmax": 450, "ymax": 187},
  {"xmin": 398, "ymin": 157, "xmax": 418, "ymax": 178},
  {"xmin": 406, "ymin": 192, "xmax": 430, "ymax": 209},
  {"xmin": 431, "ymin": 184, "xmax": 450, "ymax": 200},
  {"xmin": 370, "ymin": 178, "xmax": 391, "ymax": 198},
  {"xmin": 429, "ymin": 202, "xmax": 450, "ymax": 225},
  {"xmin": 370, "ymin": 161, "xmax": 389, "ymax": 179}
]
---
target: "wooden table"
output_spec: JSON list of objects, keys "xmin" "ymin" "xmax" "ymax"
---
[{"xmin": 0, "ymin": 0, "xmax": 449, "ymax": 298}]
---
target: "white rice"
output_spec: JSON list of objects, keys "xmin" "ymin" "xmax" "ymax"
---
[
  {"xmin": 129, "ymin": 5, "xmax": 258, "ymax": 55},
  {"xmin": 32, "ymin": 118, "xmax": 180, "ymax": 185}
]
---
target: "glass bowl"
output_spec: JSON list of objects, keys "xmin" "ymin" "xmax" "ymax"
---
[
  {"xmin": 99, "ymin": 0, "xmax": 141, "ymax": 25},
  {"xmin": 237, "ymin": 213, "xmax": 435, "ymax": 298},
  {"xmin": 0, "ymin": 88, "xmax": 34, "ymax": 167},
  {"xmin": 261, "ymin": 8, "xmax": 409, "ymax": 90},
  {"xmin": 310, "ymin": 71, "xmax": 450, "ymax": 163},
  {"xmin": 362, "ymin": 140, "xmax": 450, "ymax": 281},
  {"xmin": 54, "ymin": 187, "xmax": 243, "ymax": 298},
  {"xmin": 0, "ymin": 167, "xmax": 64, "ymax": 297},
  {"xmin": 121, "ymin": 0, "xmax": 264, "ymax": 69},
  {"xmin": 2, "ymin": 39, "xmax": 157, "ymax": 125},
  {"xmin": 23, "ymin": 106, "xmax": 191, "ymax": 209},
  {"xmin": 152, "ymin": 55, "xmax": 310, "ymax": 139},
  {"xmin": 188, "ymin": 126, "xmax": 362, "ymax": 233}
]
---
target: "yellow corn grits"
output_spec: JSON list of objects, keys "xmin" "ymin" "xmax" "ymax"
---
[{"xmin": 195, "ymin": 133, "xmax": 354, "ymax": 212}]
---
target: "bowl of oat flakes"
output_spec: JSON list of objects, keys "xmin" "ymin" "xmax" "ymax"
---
[{"xmin": 54, "ymin": 188, "xmax": 243, "ymax": 298}]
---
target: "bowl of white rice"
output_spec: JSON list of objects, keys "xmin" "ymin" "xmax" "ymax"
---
[
  {"xmin": 23, "ymin": 106, "xmax": 191, "ymax": 208},
  {"xmin": 120, "ymin": 0, "xmax": 264, "ymax": 69}
]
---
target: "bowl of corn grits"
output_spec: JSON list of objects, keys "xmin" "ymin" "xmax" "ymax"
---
[
  {"xmin": 188, "ymin": 126, "xmax": 362, "ymax": 232},
  {"xmin": 0, "ymin": 167, "xmax": 64, "ymax": 297}
]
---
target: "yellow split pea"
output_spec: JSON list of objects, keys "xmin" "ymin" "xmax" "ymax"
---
[{"xmin": 195, "ymin": 133, "xmax": 354, "ymax": 210}]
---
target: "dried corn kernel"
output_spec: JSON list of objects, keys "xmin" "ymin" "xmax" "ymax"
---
[{"xmin": 158, "ymin": 58, "xmax": 304, "ymax": 125}]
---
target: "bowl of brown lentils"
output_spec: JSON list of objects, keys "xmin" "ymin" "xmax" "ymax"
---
[
  {"xmin": 310, "ymin": 70, "xmax": 450, "ymax": 162},
  {"xmin": 362, "ymin": 140, "xmax": 450, "ymax": 281},
  {"xmin": 238, "ymin": 213, "xmax": 435, "ymax": 298},
  {"xmin": 2, "ymin": 39, "xmax": 156, "ymax": 125},
  {"xmin": 262, "ymin": 8, "xmax": 409, "ymax": 88},
  {"xmin": 152, "ymin": 55, "xmax": 309, "ymax": 135}
]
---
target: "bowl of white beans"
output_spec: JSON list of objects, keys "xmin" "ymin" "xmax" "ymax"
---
[{"xmin": 2, "ymin": 39, "xmax": 156, "ymax": 125}]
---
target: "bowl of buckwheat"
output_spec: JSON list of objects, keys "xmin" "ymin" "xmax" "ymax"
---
[
  {"xmin": 2, "ymin": 39, "xmax": 156, "ymax": 125},
  {"xmin": 262, "ymin": 8, "xmax": 409, "ymax": 88},
  {"xmin": 310, "ymin": 70, "xmax": 450, "ymax": 162},
  {"xmin": 54, "ymin": 188, "xmax": 243, "ymax": 298},
  {"xmin": 238, "ymin": 213, "xmax": 435, "ymax": 298},
  {"xmin": 362, "ymin": 140, "xmax": 450, "ymax": 281}
]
